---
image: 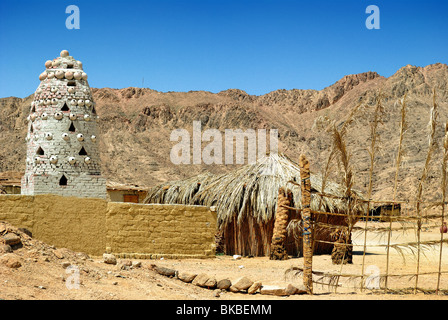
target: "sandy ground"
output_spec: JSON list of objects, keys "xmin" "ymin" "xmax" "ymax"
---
[{"xmin": 1, "ymin": 220, "xmax": 448, "ymax": 300}]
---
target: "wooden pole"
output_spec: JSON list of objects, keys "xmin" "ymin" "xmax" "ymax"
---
[{"xmin": 299, "ymin": 154, "xmax": 313, "ymax": 294}]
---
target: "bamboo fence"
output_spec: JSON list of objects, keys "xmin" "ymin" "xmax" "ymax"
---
[{"xmin": 286, "ymin": 90, "xmax": 448, "ymax": 295}]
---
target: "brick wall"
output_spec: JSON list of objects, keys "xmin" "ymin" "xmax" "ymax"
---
[
  {"xmin": 106, "ymin": 203, "xmax": 216, "ymax": 259},
  {"xmin": 0, "ymin": 194, "xmax": 216, "ymax": 258}
]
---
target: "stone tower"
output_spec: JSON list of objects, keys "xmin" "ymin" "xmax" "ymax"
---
[{"xmin": 21, "ymin": 50, "xmax": 106, "ymax": 198}]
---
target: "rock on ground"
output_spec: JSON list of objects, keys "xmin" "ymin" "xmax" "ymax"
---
[
  {"xmin": 230, "ymin": 276, "xmax": 253, "ymax": 292},
  {"xmin": 192, "ymin": 273, "xmax": 216, "ymax": 288},
  {"xmin": 260, "ymin": 285, "xmax": 289, "ymax": 296},
  {"xmin": 103, "ymin": 253, "xmax": 117, "ymax": 265},
  {"xmin": 152, "ymin": 264, "xmax": 176, "ymax": 277},
  {"xmin": 177, "ymin": 271, "xmax": 197, "ymax": 283},
  {"xmin": 217, "ymin": 279, "xmax": 232, "ymax": 290},
  {"xmin": 248, "ymin": 281, "xmax": 262, "ymax": 294},
  {"xmin": 2, "ymin": 233, "xmax": 21, "ymax": 246},
  {"xmin": 0, "ymin": 253, "xmax": 22, "ymax": 268}
]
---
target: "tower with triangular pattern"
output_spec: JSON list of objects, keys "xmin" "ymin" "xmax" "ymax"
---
[{"xmin": 21, "ymin": 50, "xmax": 106, "ymax": 198}]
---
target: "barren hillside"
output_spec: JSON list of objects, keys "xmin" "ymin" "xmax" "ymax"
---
[{"xmin": 1, "ymin": 63, "xmax": 447, "ymax": 202}]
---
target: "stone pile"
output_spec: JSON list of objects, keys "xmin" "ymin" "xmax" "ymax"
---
[
  {"xmin": 0, "ymin": 221, "xmax": 92, "ymax": 270},
  {"xmin": 150, "ymin": 263, "xmax": 307, "ymax": 297}
]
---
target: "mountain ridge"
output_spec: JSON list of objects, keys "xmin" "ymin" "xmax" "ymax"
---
[{"xmin": 1, "ymin": 63, "xmax": 447, "ymax": 202}]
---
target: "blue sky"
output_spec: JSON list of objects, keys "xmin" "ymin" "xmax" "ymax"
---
[{"xmin": 0, "ymin": 0, "xmax": 447, "ymax": 98}]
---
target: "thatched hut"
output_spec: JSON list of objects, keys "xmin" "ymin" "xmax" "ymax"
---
[{"xmin": 145, "ymin": 154, "xmax": 364, "ymax": 257}]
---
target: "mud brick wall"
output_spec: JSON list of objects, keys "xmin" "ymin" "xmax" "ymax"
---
[
  {"xmin": 0, "ymin": 194, "xmax": 107, "ymax": 255},
  {"xmin": 0, "ymin": 195, "xmax": 216, "ymax": 258},
  {"xmin": 32, "ymin": 195, "xmax": 108, "ymax": 255},
  {"xmin": 106, "ymin": 203, "xmax": 217, "ymax": 259},
  {"xmin": 0, "ymin": 195, "xmax": 35, "ymax": 231}
]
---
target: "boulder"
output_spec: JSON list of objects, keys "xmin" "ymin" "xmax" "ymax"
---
[
  {"xmin": 260, "ymin": 285, "xmax": 288, "ymax": 296},
  {"xmin": 192, "ymin": 273, "xmax": 214, "ymax": 287},
  {"xmin": 2, "ymin": 233, "xmax": 21, "ymax": 246},
  {"xmin": 0, "ymin": 253, "xmax": 22, "ymax": 268},
  {"xmin": 177, "ymin": 271, "xmax": 197, "ymax": 283},
  {"xmin": 229, "ymin": 285, "xmax": 240, "ymax": 293},
  {"xmin": 230, "ymin": 276, "xmax": 253, "ymax": 292},
  {"xmin": 248, "ymin": 281, "xmax": 262, "ymax": 294},
  {"xmin": 103, "ymin": 253, "xmax": 117, "ymax": 265},
  {"xmin": 204, "ymin": 278, "xmax": 217, "ymax": 289},
  {"xmin": 217, "ymin": 279, "xmax": 232, "ymax": 290},
  {"xmin": 152, "ymin": 264, "xmax": 176, "ymax": 277},
  {"xmin": 0, "ymin": 244, "xmax": 12, "ymax": 254}
]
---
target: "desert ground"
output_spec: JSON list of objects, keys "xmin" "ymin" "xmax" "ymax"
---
[{"xmin": 1, "ymin": 219, "xmax": 448, "ymax": 301}]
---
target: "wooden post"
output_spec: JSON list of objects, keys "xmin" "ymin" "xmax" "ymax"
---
[{"xmin": 299, "ymin": 154, "xmax": 313, "ymax": 294}]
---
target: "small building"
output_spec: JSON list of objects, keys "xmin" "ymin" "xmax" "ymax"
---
[
  {"xmin": 145, "ymin": 153, "xmax": 365, "ymax": 257},
  {"xmin": 106, "ymin": 182, "xmax": 148, "ymax": 203},
  {"xmin": 0, "ymin": 171, "xmax": 22, "ymax": 194},
  {"xmin": 370, "ymin": 203, "xmax": 401, "ymax": 221}
]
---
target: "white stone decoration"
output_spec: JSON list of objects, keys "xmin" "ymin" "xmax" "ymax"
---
[
  {"xmin": 84, "ymin": 114, "xmax": 91, "ymax": 121},
  {"xmin": 77, "ymin": 133, "xmax": 84, "ymax": 141},
  {"xmin": 91, "ymin": 135, "xmax": 96, "ymax": 142},
  {"xmin": 69, "ymin": 113, "xmax": 77, "ymax": 121},
  {"xmin": 65, "ymin": 71, "xmax": 74, "ymax": 80},
  {"xmin": 44, "ymin": 132, "xmax": 53, "ymax": 140},
  {"xmin": 49, "ymin": 155, "xmax": 58, "ymax": 164},
  {"xmin": 84, "ymin": 157, "xmax": 91, "ymax": 164},
  {"xmin": 41, "ymin": 113, "xmax": 48, "ymax": 120},
  {"xmin": 62, "ymin": 133, "xmax": 70, "ymax": 141},
  {"xmin": 68, "ymin": 157, "xmax": 76, "ymax": 165},
  {"xmin": 54, "ymin": 112, "xmax": 63, "ymax": 120},
  {"xmin": 55, "ymin": 70, "xmax": 64, "ymax": 79}
]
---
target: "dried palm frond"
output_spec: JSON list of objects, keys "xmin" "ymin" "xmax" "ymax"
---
[
  {"xmin": 414, "ymin": 89, "xmax": 439, "ymax": 291},
  {"xmin": 385, "ymin": 94, "xmax": 408, "ymax": 289}
]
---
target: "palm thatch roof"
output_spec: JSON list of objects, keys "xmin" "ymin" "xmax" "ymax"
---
[{"xmin": 145, "ymin": 153, "xmax": 364, "ymax": 229}]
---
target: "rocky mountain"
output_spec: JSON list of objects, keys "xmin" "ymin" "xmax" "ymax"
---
[{"xmin": 1, "ymin": 63, "xmax": 447, "ymax": 203}]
